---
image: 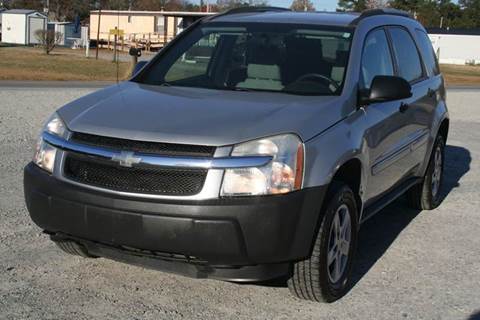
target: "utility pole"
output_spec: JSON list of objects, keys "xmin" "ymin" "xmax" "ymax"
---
[
  {"xmin": 95, "ymin": 8, "xmax": 102, "ymax": 60},
  {"xmin": 44, "ymin": 0, "xmax": 49, "ymax": 16},
  {"xmin": 113, "ymin": 27, "xmax": 118, "ymax": 63}
]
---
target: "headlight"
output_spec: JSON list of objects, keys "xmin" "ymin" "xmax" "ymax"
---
[
  {"xmin": 33, "ymin": 138, "xmax": 57, "ymax": 173},
  {"xmin": 221, "ymin": 134, "xmax": 304, "ymax": 196},
  {"xmin": 32, "ymin": 112, "xmax": 68, "ymax": 173},
  {"xmin": 44, "ymin": 112, "xmax": 68, "ymax": 139}
]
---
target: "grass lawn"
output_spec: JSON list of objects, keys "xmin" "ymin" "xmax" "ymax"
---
[
  {"xmin": 0, "ymin": 46, "xmax": 132, "ymax": 81},
  {"xmin": 440, "ymin": 64, "xmax": 480, "ymax": 87}
]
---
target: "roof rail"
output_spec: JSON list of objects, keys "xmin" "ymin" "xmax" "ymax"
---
[
  {"xmin": 203, "ymin": 6, "xmax": 290, "ymax": 22},
  {"xmin": 351, "ymin": 8, "xmax": 412, "ymax": 24},
  {"xmin": 223, "ymin": 6, "xmax": 291, "ymax": 14}
]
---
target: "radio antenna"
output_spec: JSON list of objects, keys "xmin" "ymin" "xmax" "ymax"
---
[{"xmin": 116, "ymin": 4, "xmax": 120, "ymax": 84}]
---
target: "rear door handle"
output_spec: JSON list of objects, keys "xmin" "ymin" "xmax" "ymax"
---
[{"xmin": 399, "ymin": 102, "xmax": 409, "ymax": 113}]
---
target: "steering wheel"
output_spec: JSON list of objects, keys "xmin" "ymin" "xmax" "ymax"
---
[{"xmin": 294, "ymin": 73, "xmax": 340, "ymax": 92}]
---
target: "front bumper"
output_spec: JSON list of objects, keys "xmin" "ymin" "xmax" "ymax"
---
[{"xmin": 24, "ymin": 163, "xmax": 327, "ymax": 281}]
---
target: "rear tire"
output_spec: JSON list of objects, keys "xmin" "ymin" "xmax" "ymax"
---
[
  {"xmin": 287, "ymin": 182, "xmax": 359, "ymax": 302},
  {"xmin": 54, "ymin": 240, "xmax": 97, "ymax": 258},
  {"xmin": 408, "ymin": 135, "xmax": 445, "ymax": 210}
]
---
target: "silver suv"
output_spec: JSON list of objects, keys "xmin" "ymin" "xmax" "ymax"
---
[{"xmin": 24, "ymin": 8, "xmax": 449, "ymax": 302}]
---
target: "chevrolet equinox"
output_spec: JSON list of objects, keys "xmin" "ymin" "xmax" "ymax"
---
[{"xmin": 24, "ymin": 7, "xmax": 449, "ymax": 302}]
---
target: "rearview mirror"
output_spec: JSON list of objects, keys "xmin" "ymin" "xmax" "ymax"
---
[
  {"xmin": 131, "ymin": 61, "xmax": 148, "ymax": 77},
  {"xmin": 360, "ymin": 75, "xmax": 412, "ymax": 105}
]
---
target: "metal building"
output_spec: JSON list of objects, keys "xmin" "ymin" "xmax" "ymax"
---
[{"xmin": 1, "ymin": 9, "xmax": 47, "ymax": 45}]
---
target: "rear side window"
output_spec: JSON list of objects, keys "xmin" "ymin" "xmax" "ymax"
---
[
  {"xmin": 360, "ymin": 29, "xmax": 394, "ymax": 89},
  {"xmin": 415, "ymin": 29, "xmax": 440, "ymax": 76},
  {"xmin": 388, "ymin": 27, "xmax": 423, "ymax": 82}
]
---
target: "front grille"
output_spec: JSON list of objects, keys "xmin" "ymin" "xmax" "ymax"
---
[
  {"xmin": 71, "ymin": 132, "xmax": 215, "ymax": 157},
  {"xmin": 64, "ymin": 154, "xmax": 207, "ymax": 196}
]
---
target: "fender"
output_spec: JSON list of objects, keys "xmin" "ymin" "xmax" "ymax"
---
[{"xmin": 419, "ymin": 95, "xmax": 449, "ymax": 176}]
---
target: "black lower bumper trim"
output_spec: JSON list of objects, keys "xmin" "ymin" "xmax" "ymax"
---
[
  {"xmin": 24, "ymin": 163, "xmax": 327, "ymax": 280},
  {"xmin": 50, "ymin": 232, "xmax": 290, "ymax": 282}
]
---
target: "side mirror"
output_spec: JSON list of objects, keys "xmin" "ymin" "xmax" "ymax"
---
[
  {"xmin": 131, "ymin": 61, "xmax": 148, "ymax": 77},
  {"xmin": 360, "ymin": 75, "xmax": 412, "ymax": 105}
]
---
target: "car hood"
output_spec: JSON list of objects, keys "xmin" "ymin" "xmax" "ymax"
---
[{"xmin": 58, "ymin": 81, "xmax": 350, "ymax": 146}]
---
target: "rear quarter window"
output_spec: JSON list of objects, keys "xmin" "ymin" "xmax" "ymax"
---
[{"xmin": 415, "ymin": 29, "xmax": 440, "ymax": 76}]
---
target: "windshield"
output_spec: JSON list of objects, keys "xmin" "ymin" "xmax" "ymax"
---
[{"xmin": 139, "ymin": 23, "xmax": 353, "ymax": 96}]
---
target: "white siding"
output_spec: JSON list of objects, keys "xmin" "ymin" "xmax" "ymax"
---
[
  {"xmin": 1, "ymin": 13, "xmax": 26, "ymax": 44},
  {"xmin": 429, "ymin": 34, "xmax": 480, "ymax": 65}
]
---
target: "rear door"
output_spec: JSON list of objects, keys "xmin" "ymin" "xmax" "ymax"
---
[
  {"xmin": 386, "ymin": 26, "xmax": 432, "ymax": 180},
  {"xmin": 361, "ymin": 26, "xmax": 429, "ymax": 203}
]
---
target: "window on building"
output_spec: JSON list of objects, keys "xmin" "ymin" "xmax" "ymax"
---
[{"xmin": 154, "ymin": 16, "xmax": 165, "ymax": 33}]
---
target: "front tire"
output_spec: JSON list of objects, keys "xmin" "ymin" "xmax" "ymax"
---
[
  {"xmin": 287, "ymin": 182, "xmax": 359, "ymax": 302},
  {"xmin": 408, "ymin": 135, "xmax": 445, "ymax": 210},
  {"xmin": 54, "ymin": 240, "xmax": 97, "ymax": 258}
]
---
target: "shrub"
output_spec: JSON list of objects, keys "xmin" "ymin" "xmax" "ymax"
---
[{"xmin": 35, "ymin": 29, "xmax": 63, "ymax": 55}]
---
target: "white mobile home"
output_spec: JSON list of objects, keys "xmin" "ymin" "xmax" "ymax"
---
[
  {"xmin": 1, "ymin": 9, "xmax": 47, "ymax": 45},
  {"xmin": 90, "ymin": 10, "xmax": 214, "ymax": 50}
]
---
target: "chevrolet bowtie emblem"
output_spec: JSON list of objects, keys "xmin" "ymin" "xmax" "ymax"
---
[{"xmin": 111, "ymin": 151, "xmax": 142, "ymax": 167}]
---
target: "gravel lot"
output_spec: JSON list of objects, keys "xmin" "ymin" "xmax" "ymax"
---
[{"xmin": 0, "ymin": 85, "xmax": 479, "ymax": 320}]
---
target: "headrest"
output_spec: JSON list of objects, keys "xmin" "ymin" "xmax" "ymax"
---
[
  {"xmin": 246, "ymin": 35, "xmax": 283, "ymax": 65},
  {"xmin": 286, "ymin": 37, "xmax": 323, "ymax": 58},
  {"xmin": 336, "ymin": 50, "xmax": 349, "ymax": 65},
  {"xmin": 247, "ymin": 64, "xmax": 281, "ymax": 80}
]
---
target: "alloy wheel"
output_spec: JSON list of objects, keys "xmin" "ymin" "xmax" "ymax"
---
[
  {"xmin": 327, "ymin": 204, "xmax": 352, "ymax": 284},
  {"xmin": 431, "ymin": 144, "xmax": 443, "ymax": 199}
]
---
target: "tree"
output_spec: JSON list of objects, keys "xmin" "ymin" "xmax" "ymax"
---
[
  {"xmin": 337, "ymin": 0, "xmax": 366, "ymax": 11},
  {"xmin": 47, "ymin": 0, "xmax": 95, "ymax": 22},
  {"xmin": 437, "ymin": 0, "xmax": 462, "ymax": 28},
  {"xmin": 290, "ymin": 0, "xmax": 315, "ymax": 11},
  {"xmin": 35, "ymin": 29, "xmax": 63, "ymax": 54},
  {"xmin": 459, "ymin": 0, "xmax": 480, "ymax": 27},
  {"xmin": 3, "ymin": 0, "xmax": 43, "ymax": 10},
  {"xmin": 387, "ymin": 0, "xmax": 478, "ymax": 28},
  {"xmin": 215, "ymin": 0, "xmax": 268, "ymax": 11},
  {"xmin": 126, "ymin": 0, "xmax": 199, "ymax": 11},
  {"xmin": 364, "ymin": 0, "xmax": 387, "ymax": 9}
]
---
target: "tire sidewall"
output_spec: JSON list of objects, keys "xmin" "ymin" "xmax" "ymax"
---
[{"xmin": 424, "ymin": 135, "xmax": 445, "ymax": 208}]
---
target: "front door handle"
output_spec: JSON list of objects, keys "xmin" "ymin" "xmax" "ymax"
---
[
  {"xmin": 399, "ymin": 102, "xmax": 409, "ymax": 113},
  {"xmin": 427, "ymin": 88, "xmax": 436, "ymax": 98}
]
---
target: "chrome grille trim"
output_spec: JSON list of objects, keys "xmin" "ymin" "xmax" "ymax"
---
[{"xmin": 43, "ymin": 132, "xmax": 272, "ymax": 169}]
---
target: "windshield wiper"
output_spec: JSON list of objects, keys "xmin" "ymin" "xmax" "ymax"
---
[
  {"xmin": 281, "ymin": 89, "xmax": 327, "ymax": 96},
  {"xmin": 226, "ymin": 87, "xmax": 251, "ymax": 92}
]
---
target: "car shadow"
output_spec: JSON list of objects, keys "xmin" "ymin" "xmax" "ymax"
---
[
  {"xmin": 257, "ymin": 145, "xmax": 471, "ymax": 290},
  {"xmin": 351, "ymin": 145, "xmax": 471, "ymax": 288}
]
